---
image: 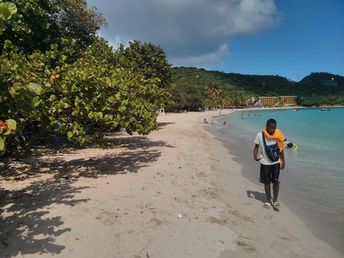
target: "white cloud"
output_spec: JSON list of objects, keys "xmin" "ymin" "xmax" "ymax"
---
[
  {"xmin": 87, "ymin": 0, "xmax": 279, "ymax": 67},
  {"xmin": 172, "ymin": 44, "xmax": 229, "ymax": 68}
]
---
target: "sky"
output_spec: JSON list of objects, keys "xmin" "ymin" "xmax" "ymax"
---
[{"xmin": 86, "ymin": 0, "xmax": 344, "ymax": 81}]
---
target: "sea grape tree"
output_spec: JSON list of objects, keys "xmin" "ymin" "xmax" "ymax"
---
[
  {"xmin": 116, "ymin": 41, "xmax": 172, "ymax": 88},
  {"xmin": 0, "ymin": 119, "xmax": 16, "ymax": 155},
  {"xmin": 0, "ymin": 1, "xmax": 172, "ymax": 154},
  {"xmin": 43, "ymin": 51, "xmax": 167, "ymax": 146},
  {"xmin": 0, "ymin": 1, "xmax": 17, "ymax": 35}
]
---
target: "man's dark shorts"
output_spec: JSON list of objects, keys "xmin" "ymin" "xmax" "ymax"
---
[{"xmin": 260, "ymin": 163, "xmax": 280, "ymax": 184}]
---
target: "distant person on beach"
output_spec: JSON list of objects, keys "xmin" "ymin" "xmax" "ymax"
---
[
  {"xmin": 253, "ymin": 118, "xmax": 286, "ymax": 209},
  {"xmin": 203, "ymin": 118, "xmax": 209, "ymax": 124}
]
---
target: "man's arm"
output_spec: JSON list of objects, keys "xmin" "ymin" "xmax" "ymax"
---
[
  {"xmin": 253, "ymin": 144, "xmax": 260, "ymax": 161},
  {"xmin": 279, "ymin": 149, "xmax": 285, "ymax": 169}
]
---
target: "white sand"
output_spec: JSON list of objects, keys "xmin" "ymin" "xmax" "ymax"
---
[{"xmin": 0, "ymin": 110, "xmax": 342, "ymax": 258}]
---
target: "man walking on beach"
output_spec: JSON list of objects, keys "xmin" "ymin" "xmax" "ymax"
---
[{"xmin": 253, "ymin": 118, "xmax": 286, "ymax": 209}]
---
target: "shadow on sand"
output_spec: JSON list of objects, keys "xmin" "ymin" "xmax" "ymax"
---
[
  {"xmin": 158, "ymin": 122, "xmax": 175, "ymax": 128},
  {"xmin": 0, "ymin": 135, "xmax": 173, "ymax": 257},
  {"xmin": 246, "ymin": 190, "xmax": 266, "ymax": 204},
  {"xmin": 247, "ymin": 190, "xmax": 280, "ymax": 211}
]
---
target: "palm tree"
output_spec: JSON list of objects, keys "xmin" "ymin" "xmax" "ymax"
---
[{"xmin": 206, "ymin": 87, "xmax": 223, "ymax": 108}]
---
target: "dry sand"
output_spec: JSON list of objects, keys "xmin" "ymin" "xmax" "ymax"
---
[{"xmin": 0, "ymin": 110, "xmax": 342, "ymax": 258}]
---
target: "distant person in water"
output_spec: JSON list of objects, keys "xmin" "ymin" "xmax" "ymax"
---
[{"xmin": 253, "ymin": 118, "xmax": 286, "ymax": 209}]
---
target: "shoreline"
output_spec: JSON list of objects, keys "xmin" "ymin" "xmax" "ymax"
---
[
  {"xmin": 228, "ymin": 105, "xmax": 344, "ymax": 113},
  {"xmin": 202, "ymin": 110, "xmax": 343, "ymax": 258},
  {"xmin": 208, "ymin": 108, "xmax": 344, "ymax": 255},
  {"xmin": 0, "ymin": 110, "xmax": 342, "ymax": 257}
]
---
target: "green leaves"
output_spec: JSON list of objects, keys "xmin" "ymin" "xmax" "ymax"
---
[
  {"xmin": 3, "ymin": 119, "xmax": 17, "ymax": 135},
  {"xmin": 0, "ymin": 136, "xmax": 5, "ymax": 155},
  {"xmin": 0, "ymin": 2, "xmax": 17, "ymax": 19},
  {"xmin": 0, "ymin": 119, "xmax": 17, "ymax": 155},
  {"xmin": 27, "ymin": 82, "xmax": 42, "ymax": 95},
  {"xmin": 0, "ymin": 1, "xmax": 17, "ymax": 34},
  {"xmin": 42, "ymin": 45, "xmax": 167, "ymax": 145},
  {"xmin": 116, "ymin": 40, "xmax": 172, "ymax": 88},
  {"xmin": 118, "ymin": 105, "xmax": 127, "ymax": 112},
  {"xmin": 1, "ymin": 2, "xmax": 172, "ymax": 152}
]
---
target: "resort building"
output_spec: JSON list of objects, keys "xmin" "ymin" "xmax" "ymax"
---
[
  {"xmin": 259, "ymin": 97, "xmax": 277, "ymax": 107},
  {"xmin": 259, "ymin": 96, "xmax": 297, "ymax": 107}
]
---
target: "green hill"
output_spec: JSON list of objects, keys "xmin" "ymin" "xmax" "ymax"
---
[
  {"xmin": 166, "ymin": 67, "xmax": 344, "ymax": 110},
  {"xmin": 299, "ymin": 72, "xmax": 344, "ymax": 86}
]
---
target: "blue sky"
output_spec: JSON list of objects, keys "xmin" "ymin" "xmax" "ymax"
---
[
  {"xmin": 87, "ymin": 0, "xmax": 343, "ymax": 81},
  {"xmin": 217, "ymin": 0, "xmax": 344, "ymax": 80}
]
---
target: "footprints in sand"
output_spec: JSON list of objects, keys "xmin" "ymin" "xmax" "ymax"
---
[
  {"xmin": 234, "ymin": 234, "xmax": 257, "ymax": 253},
  {"xmin": 236, "ymin": 240, "xmax": 257, "ymax": 253},
  {"xmin": 95, "ymin": 210, "xmax": 120, "ymax": 225},
  {"xmin": 207, "ymin": 216, "xmax": 228, "ymax": 225},
  {"xmin": 196, "ymin": 172, "xmax": 207, "ymax": 178},
  {"xmin": 197, "ymin": 188, "xmax": 219, "ymax": 199},
  {"xmin": 206, "ymin": 209, "xmax": 254, "ymax": 227},
  {"xmin": 149, "ymin": 218, "xmax": 167, "ymax": 227},
  {"xmin": 136, "ymin": 204, "xmax": 170, "ymax": 229},
  {"xmin": 227, "ymin": 210, "xmax": 254, "ymax": 223},
  {"xmin": 95, "ymin": 207, "xmax": 168, "ymax": 230}
]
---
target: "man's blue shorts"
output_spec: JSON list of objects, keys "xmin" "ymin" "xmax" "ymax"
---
[{"xmin": 260, "ymin": 163, "xmax": 280, "ymax": 184}]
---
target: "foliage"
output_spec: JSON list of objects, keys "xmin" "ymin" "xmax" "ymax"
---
[
  {"xmin": 205, "ymin": 87, "xmax": 223, "ymax": 108},
  {"xmin": 43, "ymin": 53, "xmax": 167, "ymax": 146},
  {"xmin": 0, "ymin": 1, "xmax": 172, "ymax": 156},
  {"xmin": 0, "ymin": 1, "xmax": 17, "ymax": 34},
  {"xmin": 166, "ymin": 67, "xmax": 252, "ymax": 110},
  {"xmin": 0, "ymin": 0, "xmax": 60, "ymax": 53},
  {"xmin": 83, "ymin": 37, "xmax": 116, "ymax": 64},
  {"xmin": 166, "ymin": 83, "xmax": 206, "ymax": 111},
  {"xmin": 0, "ymin": 0, "xmax": 103, "ymax": 53},
  {"xmin": 116, "ymin": 41, "xmax": 172, "ymax": 88},
  {"xmin": 0, "ymin": 44, "xmax": 51, "ymax": 122},
  {"xmin": 168, "ymin": 67, "xmax": 344, "ymax": 110},
  {"xmin": 1, "ymin": 39, "xmax": 170, "ymax": 149},
  {"xmin": 56, "ymin": 0, "xmax": 106, "ymax": 46},
  {"xmin": 299, "ymin": 72, "xmax": 344, "ymax": 86},
  {"xmin": 0, "ymin": 119, "xmax": 16, "ymax": 155}
]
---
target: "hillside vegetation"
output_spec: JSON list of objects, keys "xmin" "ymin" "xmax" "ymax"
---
[{"xmin": 166, "ymin": 67, "xmax": 344, "ymax": 110}]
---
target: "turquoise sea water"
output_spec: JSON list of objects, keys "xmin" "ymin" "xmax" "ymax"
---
[{"xmin": 218, "ymin": 108, "xmax": 344, "ymax": 253}]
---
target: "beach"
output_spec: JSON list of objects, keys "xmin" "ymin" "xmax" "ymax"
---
[{"xmin": 0, "ymin": 110, "xmax": 342, "ymax": 258}]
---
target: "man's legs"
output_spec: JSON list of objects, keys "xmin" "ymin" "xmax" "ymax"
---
[
  {"xmin": 261, "ymin": 164, "xmax": 272, "ymax": 203},
  {"xmin": 264, "ymin": 183, "xmax": 271, "ymax": 203},
  {"xmin": 273, "ymin": 181, "xmax": 279, "ymax": 203},
  {"xmin": 272, "ymin": 163, "xmax": 280, "ymax": 204}
]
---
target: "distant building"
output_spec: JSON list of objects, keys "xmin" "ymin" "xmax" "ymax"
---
[
  {"xmin": 280, "ymin": 96, "xmax": 297, "ymax": 106},
  {"xmin": 259, "ymin": 96, "xmax": 297, "ymax": 107},
  {"xmin": 259, "ymin": 96, "xmax": 277, "ymax": 107}
]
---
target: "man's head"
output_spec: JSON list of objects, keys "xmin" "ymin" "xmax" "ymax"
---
[{"xmin": 266, "ymin": 118, "xmax": 277, "ymax": 135}]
